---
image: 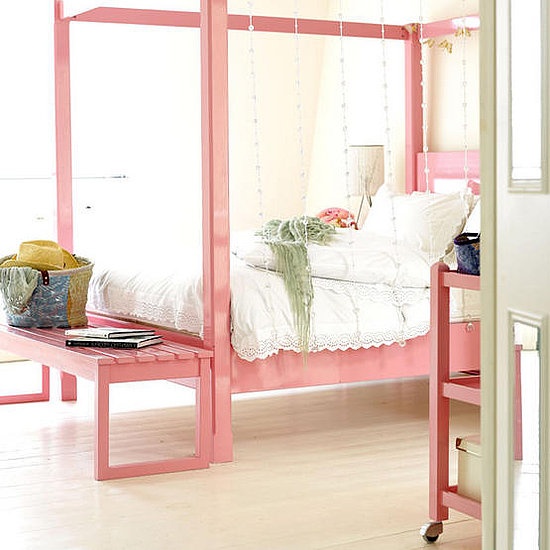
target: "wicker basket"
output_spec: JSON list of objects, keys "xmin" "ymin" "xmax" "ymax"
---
[{"xmin": 0, "ymin": 256, "xmax": 93, "ymax": 328}]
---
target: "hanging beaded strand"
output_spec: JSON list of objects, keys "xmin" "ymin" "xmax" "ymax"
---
[
  {"xmin": 419, "ymin": 0, "xmax": 432, "ymax": 263},
  {"xmin": 293, "ymin": 0, "xmax": 308, "ymax": 219},
  {"xmin": 378, "ymin": 4, "xmax": 394, "ymax": 193},
  {"xmin": 379, "ymin": 0, "xmax": 408, "ymax": 347},
  {"xmin": 337, "ymin": 0, "xmax": 362, "ymax": 338},
  {"xmin": 460, "ymin": 0, "xmax": 470, "ymax": 185},
  {"xmin": 338, "ymin": 5, "xmax": 352, "ymax": 214},
  {"xmin": 247, "ymin": 3, "xmax": 265, "ymax": 228},
  {"xmin": 247, "ymin": 1, "xmax": 279, "ymax": 346},
  {"xmin": 418, "ymin": 0, "xmax": 431, "ymax": 193},
  {"xmin": 460, "ymin": 1, "xmax": 474, "ymax": 334},
  {"xmin": 416, "ymin": 0, "xmax": 439, "ymax": 265},
  {"xmin": 292, "ymin": 1, "xmax": 316, "ymax": 353}
]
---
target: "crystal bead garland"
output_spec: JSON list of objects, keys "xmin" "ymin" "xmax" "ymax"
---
[
  {"xmin": 418, "ymin": 0, "xmax": 430, "ymax": 193},
  {"xmin": 413, "ymin": 0, "xmax": 441, "ymax": 267},
  {"xmin": 460, "ymin": 0, "xmax": 470, "ymax": 185},
  {"xmin": 247, "ymin": 3, "xmax": 264, "ymax": 228},
  {"xmin": 417, "ymin": 0, "xmax": 437, "ymax": 265},
  {"xmin": 293, "ymin": 1, "xmax": 308, "ymax": 222},
  {"xmin": 337, "ymin": 3, "xmax": 352, "ymax": 216},
  {"xmin": 337, "ymin": 0, "xmax": 362, "ymax": 338},
  {"xmin": 247, "ymin": 1, "xmax": 278, "ymax": 344},
  {"xmin": 292, "ymin": 2, "xmax": 316, "ymax": 352},
  {"xmin": 379, "ymin": 0, "xmax": 407, "ymax": 347}
]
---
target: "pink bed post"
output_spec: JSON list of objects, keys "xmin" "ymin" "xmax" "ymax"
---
[
  {"xmin": 53, "ymin": 0, "xmax": 74, "ymax": 254},
  {"xmin": 200, "ymin": 0, "xmax": 232, "ymax": 462},
  {"xmin": 53, "ymin": 0, "xmax": 77, "ymax": 401},
  {"xmin": 404, "ymin": 25, "xmax": 423, "ymax": 193}
]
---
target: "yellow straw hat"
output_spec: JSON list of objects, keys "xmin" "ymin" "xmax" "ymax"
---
[{"xmin": 0, "ymin": 240, "xmax": 79, "ymax": 271}]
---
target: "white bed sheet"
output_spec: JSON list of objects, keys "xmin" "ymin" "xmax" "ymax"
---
[{"xmin": 87, "ymin": 249, "xmax": 480, "ymax": 362}]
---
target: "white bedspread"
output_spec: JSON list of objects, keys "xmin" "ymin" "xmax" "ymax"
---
[
  {"xmin": 87, "ymin": 235, "xmax": 479, "ymax": 361},
  {"xmin": 231, "ymin": 229, "xmax": 432, "ymax": 287}
]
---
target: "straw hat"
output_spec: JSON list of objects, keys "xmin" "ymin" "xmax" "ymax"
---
[{"xmin": 0, "ymin": 240, "xmax": 79, "ymax": 271}]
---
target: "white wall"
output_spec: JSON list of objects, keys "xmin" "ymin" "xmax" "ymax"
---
[
  {"xmin": 306, "ymin": 29, "xmax": 405, "ymax": 216},
  {"xmin": 423, "ymin": 0, "xmax": 480, "ymax": 152},
  {"xmin": 228, "ymin": 27, "xmax": 329, "ymax": 230},
  {"xmin": 229, "ymin": 0, "xmax": 480, "ymax": 227},
  {"xmin": 226, "ymin": 0, "xmax": 480, "ymax": 225},
  {"xmin": 306, "ymin": 0, "xmax": 480, "ymax": 215}
]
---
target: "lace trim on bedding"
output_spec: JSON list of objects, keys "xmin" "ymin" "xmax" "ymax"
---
[
  {"xmin": 232, "ymin": 323, "xmax": 431, "ymax": 362},
  {"xmin": 87, "ymin": 295, "xmax": 203, "ymax": 337}
]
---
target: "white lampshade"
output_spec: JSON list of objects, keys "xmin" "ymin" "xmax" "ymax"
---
[{"xmin": 349, "ymin": 145, "xmax": 385, "ymax": 198}]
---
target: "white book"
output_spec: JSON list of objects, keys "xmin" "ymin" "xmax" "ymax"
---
[{"xmin": 64, "ymin": 327, "xmax": 156, "ymax": 339}]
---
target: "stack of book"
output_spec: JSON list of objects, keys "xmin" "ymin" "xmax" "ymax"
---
[{"xmin": 65, "ymin": 327, "xmax": 163, "ymax": 349}]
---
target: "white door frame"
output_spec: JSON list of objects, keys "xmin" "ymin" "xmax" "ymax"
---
[
  {"xmin": 479, "ymin": 0, "xmax": 498, "ymax": 545},
  {"xmin": 482, "ymin": 0, "xmax": 550, "ymax": 547}
]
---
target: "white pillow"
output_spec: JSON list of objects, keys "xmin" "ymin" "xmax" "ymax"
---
[
  {"xmin": 362, "ymin": 188, "xmax": 470, "ymax": 260},
  {"xmin": 463, "ymin": 199, "xmax": 480, "ymax": 234}
]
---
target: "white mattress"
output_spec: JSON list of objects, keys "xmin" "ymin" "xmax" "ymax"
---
[{"xmin": 87, "ymin": 245, "xmax": 480, "ymax": 361}]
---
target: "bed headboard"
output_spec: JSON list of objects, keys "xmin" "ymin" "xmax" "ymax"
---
[{"xmin": 414, "ymin": 151, "xmax": 480, "ymax": 194}]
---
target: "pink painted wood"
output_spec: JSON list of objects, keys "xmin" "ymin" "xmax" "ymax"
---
[
  {"xmin": 0, "ymin": 364, "xmax": 50, "ymax": 405},
  {"xmin": 54, "ymin": 0, "xmax": 73, "ymax": 253},
  {"xmin": 0, "ymin": 324, "xmax": 212, "ymax": 480},
  {"xmin": 442, "ymin": 486, "xmax": 481, "ymax": 520},
  {"xmin": 429, "ymin": 262, "xmax": 453, "ymax": 522},
  {"xmin": 200, "ymin": 0, "xmax": 232, "ymax": 463},
  {"xmin": 428, "ymin": 263, "xmax": 523, "ymax": 527},
  {"xmin": 420, "ymin": 15, "xmax": 480, "ymax": 39},
  {"xmin": 417, "ymin": 151, "xmax": 481, "ymax": 193},
  {"xmin": 87, "ymin": 309, "xmax": 480, "ymax": 392},
  {"xmin": 53, "ymin": 1, "xmax": 80, "ymax": 402},
  {"xmin": 230, "ymin": 326, "xmax": 480, "ymax": 393},
  {"xmin": 67, "ymin": 6, "xmax": 408, "ymax": 40},
  {"xmin": 405, "ymin": 27, "xmax": 423, "ymax": 194},
  {"xmin": 52, "ymin": 1, "xmax": 483, "ymax": 465},
  {"xmin": 430, "ymin": 263, "xmax": 484, "ymax": 522},
  {"xmin": 227, "ymin": 14, "xmax": 407, "ymax": 40},
  {"xmin": 69, "ymin": 7, "xmax": 200, "ymax": 27},
  {"xmin": 442, "ymin": 376, "xmax": 481, "ymax": 405},
  {"xmin": 60, "ymin": 371, "xmax": 77, "ymax": 401}
]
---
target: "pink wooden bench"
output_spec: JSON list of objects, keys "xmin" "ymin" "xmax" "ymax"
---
[{"xmin": 0, "ymin": 324, "xmax": 212, "ymax": 480}]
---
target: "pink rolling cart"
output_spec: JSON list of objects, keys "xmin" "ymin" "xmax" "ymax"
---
[{"xmin": 421, "ymin": 262, "xmax": 523, "ymax": 543}]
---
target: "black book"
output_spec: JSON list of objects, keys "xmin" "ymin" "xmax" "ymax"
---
[{"xmin": 65, "ymin": 335, "xmax": 163, "ymax": 349}]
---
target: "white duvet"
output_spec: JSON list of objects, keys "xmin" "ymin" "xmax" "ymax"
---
[
  {"xmin": 231, "ymin": 229, "xmax": 432, "ymax": 287},
  {"xmin": 87, "ymin": 232, "xmax": 479, "ymax": 361}
]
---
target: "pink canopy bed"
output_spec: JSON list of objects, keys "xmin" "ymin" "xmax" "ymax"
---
[{"xmin": 53, "ymin": 0, "xmax": 481, "ymax": 462}]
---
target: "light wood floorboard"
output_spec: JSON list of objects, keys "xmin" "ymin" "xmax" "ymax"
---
[{"xmin": 0, "ymin": 362, "xmax": 480, "ymax": 549}]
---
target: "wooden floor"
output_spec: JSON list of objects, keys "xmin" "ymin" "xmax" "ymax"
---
[{"xmin": 0, "ymin": 361, "xmax": 481, "ymax": 549}]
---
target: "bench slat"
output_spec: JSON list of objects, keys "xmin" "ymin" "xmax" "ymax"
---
[{"xmin": 0, "ymin": 324, "xmax": 212, "ymax": 366}]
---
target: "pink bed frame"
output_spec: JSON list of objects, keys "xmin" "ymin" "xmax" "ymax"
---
[{"xmin": 53, "ymin": 1, "xmax": 480, "ymax": 463}]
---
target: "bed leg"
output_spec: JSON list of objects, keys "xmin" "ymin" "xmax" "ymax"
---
[
  {"xmin": 210, "ymin": 362, "xmax": 234, "ymax": 463},
  {"xmin": 60, "ymin": 371, "xmax": 77, "ymax": 401}
]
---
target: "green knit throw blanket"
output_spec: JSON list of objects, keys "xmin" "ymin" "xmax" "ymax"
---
[{"xmin": 258, "ymin": 216, "xmax": 336, "ymax": 356}]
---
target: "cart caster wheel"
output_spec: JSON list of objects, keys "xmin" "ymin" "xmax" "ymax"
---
[{"xmin": 420, "ymin": 521, "xmax": 443, "ymax": 543}]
